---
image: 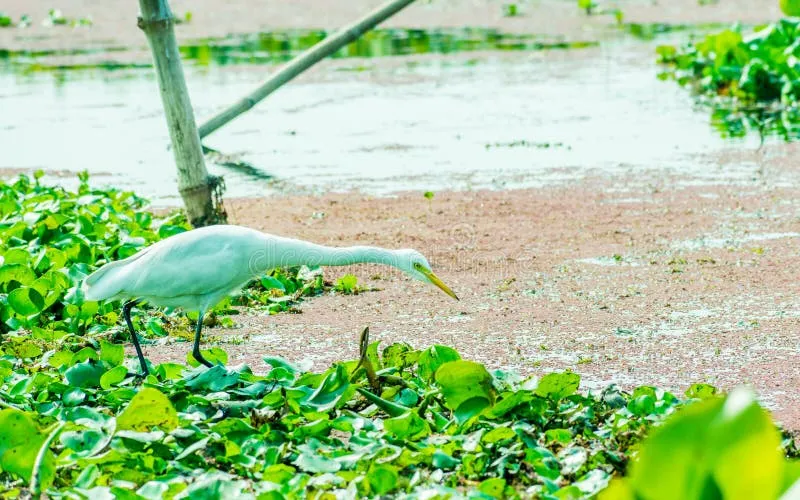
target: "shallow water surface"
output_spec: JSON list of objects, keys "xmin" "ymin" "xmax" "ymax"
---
[{"xmin": 0, "ymin": 30, "xmax": 768, "ymax": 203}]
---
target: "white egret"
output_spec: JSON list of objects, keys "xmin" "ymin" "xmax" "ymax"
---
[{"xmin": 83, "ymin": 224, "xmax": 458, "ymax": 375}]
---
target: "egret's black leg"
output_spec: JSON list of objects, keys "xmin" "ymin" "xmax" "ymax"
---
[
  {"xmin": 122, "ymin": 300, "xmax": 149, "ymax": 376},
  {"xmin": 192, "ymin": 310, "xmax": 213, "ymax": 368}
]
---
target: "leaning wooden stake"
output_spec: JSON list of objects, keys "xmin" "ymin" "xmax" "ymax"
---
[
  {"xmin": 138, "ymin": 0, "xmax": 225, "ymax": 226},
  {"xmin": 198, "ymin": 0, "xmax": 416, "ymax": 139}
]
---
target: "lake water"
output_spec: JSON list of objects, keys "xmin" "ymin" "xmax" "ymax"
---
[{"xmin": 0, "ymin": 27, "xmax": 767, "ymax": 204}]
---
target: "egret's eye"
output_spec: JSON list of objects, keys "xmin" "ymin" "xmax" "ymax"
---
[{"xmin": 413, "ymin": 262, "xmax": 424, "ymax": 271}]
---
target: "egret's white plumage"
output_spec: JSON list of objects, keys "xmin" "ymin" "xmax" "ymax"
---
[{"xmin": 83, "ymin": 224, "xmax": 457, "ymax": 374}]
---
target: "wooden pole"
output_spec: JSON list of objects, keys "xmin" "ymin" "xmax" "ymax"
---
[
  {"xmin": 198, "ymin": 0, "xmax": 416, "ymax": 139},
  {"xmin": 138, "ymin": 0, "xmax": 225, "ymax": 226}
]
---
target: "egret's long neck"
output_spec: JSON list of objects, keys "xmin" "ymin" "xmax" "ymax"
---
[
  {"xmin": 312, "ymin": 245, "xmax": 399, "ymax": 268},
  {"xmin": 258, "ymin": 236, "xmax": 401, "ymax": 271}
]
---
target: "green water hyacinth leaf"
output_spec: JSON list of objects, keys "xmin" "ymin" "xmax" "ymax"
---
[
  {"xmin": 99, "ymin": 340, "xmax": 124, "ymax": 366},
  {"xmin": 455, "ymin": 397, "xmax": 491, "ymax": 425},
  {"xmin": 356, "ymin": 387, "xmax": 411, "ymax": 417},
  {"xmin": 303, "ymin": 364, "xmax": 352, "ymax": 412},
  {"xmin": 0, "ymin": 409, "xmax": 39, "ymax": 458},
  {"xmin": 479, "ymin": 477, "xmax": 506, "ymax": 498},
  {"xmin": 418, "ymin": 345, "xmax": 461, "ymax": 381},
  {"xmin": 2, "ymin": 438, "xmax": 56, "ymax": 490},
  {"xmin": 605, "ymin": 387, "xmax": 786, "ymax": 500},
  {"xmin": 187, "ymin": 347, "xmax": 228, "ymax": 367},
  {"xmin": 185, "ymin": 364, "xmax": 240, "ymax": 391},
  {"xmin": 65, "ymin": 359, "xmax": 106, "ymax": 388},
  {"xmin": 535, "ymin": 371, "xmax": 580, "ymax": 400},
  {"xmin": 260, "ymin": 276, "xmax": 285, "ymax": 291},
  {"xmin": 334, "ymin": 274, "xmax": 358, "ymax": 294},
  {"xmin": 174, "ymin": 477, "xmax": 249, "ymax": 499},
  {"xmin": 8, "ymin": 286, "xmax": 45, "ymax": 315},
  {"xmin": 117, "ymin": 387, "xmax": 178, "ymax": 432},
  {"xmin": 483, "ymin": 425, "xmax": 516, "ymax": 444},
  {"xmin": 685, "ymin": 383, "xmax": 717, "ymax": 400},
  {"xmin": 435, "ymin": 360, "xmax": 495, "ymax": 411},
  {"xmin": 295, "ymin": 451, "xmax": 341, "ymax": 473},
  {"xmin": 0, "ymin": 264, "xmax": 36, "ymax": 286},
  {"xmin": 100, "ymin": 365, "xmax": 128, "ymax": 389},
  {"xmin": 0, "ymin": 410, "xmax": 55, "ymax": 488},
  {"xmin": 12, "ymin": 341, "xmax": 42, "ymax": 359},
  {"xmin": 368, "ymin": 464, "xmax": 399, "ymax": 495},
  {"xmin": 384, "ymin": 411, "xmax": 430, "ymax": 440}
]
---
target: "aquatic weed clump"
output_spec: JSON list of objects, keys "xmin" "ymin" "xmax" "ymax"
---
[
  {"xmin": 0, "ymin": 331, "xmax": 684, "ymax": 498},
  {"xmin": 658, "ymin": 19, "xmax": 800, "ymax": 139}
]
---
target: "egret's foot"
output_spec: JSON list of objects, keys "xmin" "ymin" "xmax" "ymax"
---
[{"xmin": 192, "ymin": 350, "xmax": 214, "ymax": 368}]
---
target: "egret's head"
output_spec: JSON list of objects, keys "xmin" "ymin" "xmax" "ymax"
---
[{"xmin": 395, "ymin": 249, "xmax": 459, "ymax": 300}]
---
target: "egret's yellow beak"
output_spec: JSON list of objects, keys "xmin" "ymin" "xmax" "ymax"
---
[{"xmin": 421, "ymin": 269, "xmax": 459, "ymax": 300}]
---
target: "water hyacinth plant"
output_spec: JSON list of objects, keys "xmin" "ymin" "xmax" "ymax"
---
[{"xmin": 658, "ymin": 19, "xmax": 800, "ymax": 139}]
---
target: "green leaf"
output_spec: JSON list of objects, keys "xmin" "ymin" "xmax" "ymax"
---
[
  {"xmin": 116, "ymin": 387, "xmax": 178, "ymax": 432},
  {"xmin": 62, "ymin": 387, "xmax": 86, "ymax": 406},
  {"xmin": 368, "ymin": 464, "xmax": 399, "ymax": 495},
  {"xmin": 685, "ymin": 383, "xmax": 717, "ymax": 400},
  {"xmin": 174, "ymin": 477, "xmax": 248, "ymax": 499},
  {"xmin": 455, "ymin": 397, "xmax": 491, "ymax": 424},
  {"xmin": 8, "ymin": 287, "xmax": 45, "ymax": 315},
  {"xmin": 487, "ymin": 390, "xmax": 533, "ymax": 418},
  {"xmin": 264, "ymin": 356, "xmax": 301, "ymax": 377},
  {"xmin": 48, "ymin": 350, "xmax": 74, "ymax": 368},
  {"xmin": 65, "ymin": 360, "xmax": 106, "ymax": 388},
  {"xmin": 627, "ymin": 388, "xmax": 783, "ymax": 500},
  {"xmin": 418, "ymin": 345, "xmax": 461, "ymax": 381},
  {"xmin": 0, "ymin": 409, "xmax": 39, "ymax": 458},
  {"xmin": 483, "ymin": 426, "xmax": 516, "ymax": 444},
  {"xmin": 2, "ymin": 439, "xmax": 56, "ymax": 489},
  {"xmin": 382, "ymin": 342, "xmax": 419, "ymax": 369},
  {"xmin": 357, "ymin": 388, "xmax": 411, "ymax": 417},
  {"xmin": 573, "ymin": 469, "xmax": 611, "ymax": 496},
  {"xmin": 432, "ymin": 450, "xmax": 460, "ymax": 469},
  {"xmin": 100, "ymin": 365, "xmax": 128, "ymax": 389},
  {"xmin": 2, "ymin": 249, "xmax": 30, "ymax": 266},
  {"xmin": 187, "ymin": 347, "xmax": 228, "ymax": 367},
  {"xmin": 303, "ymin": 364, "xmax": 352, "ymax": 412},
  {"xmin": 294, "ymin": 452, "xmax": 341, "ymax": 473},
  {"xmin": 535, "ymin": 371, "xmax": 580, "ymax": 400},
  {"xmin": 545, "ymin": 428, "xmax": 573, "ymax": 445},
  {"xmin": 479, "ymin": 478, "xmax": 506, "ymax": 498},
  {"xmin": 0, "ymin": 264, "xmax": 36, "ymax": 286},
  {"xmin": 782, "ymin": 461, "xmax": 800, "ymax": 497},
  {"xmin": 99, "ymin": 340, "xmax": 124, "ymax": 366},
  {"xmin": 334, "ymin": 274, "xmax": 358, "ymax": 294},
  {"xmin": 0, "ymin": 410, "xmax": 55, "ymax": 487},
  {"xmin": 12, "ymin": 341, "xmax": 42, "ymax": 359},
  {"xmin": 155, "ymin": 362, "xmax": 185, "ymax": 380},
  {"xmin": 384, "ymin": 411, "xmax": 430, "ymax": 440},
  {"xmin": 260, "ymin": 276, "xmax": 285, "ymax": 291},
  {"xmin": 158, "ymin": 224, "xmax": 187, "ymax": 239},
  {"xmin": 435, "ymin": 360, "xmax": 494, "ymax": 411},
  {"xmin": 185, "ymin": 365, "xmax": 240, "ymax": 392}
]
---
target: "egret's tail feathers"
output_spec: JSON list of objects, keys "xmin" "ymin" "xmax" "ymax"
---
[{"xmin": 83, "ymin": 250, "xmax": 148, "ymax": 301}]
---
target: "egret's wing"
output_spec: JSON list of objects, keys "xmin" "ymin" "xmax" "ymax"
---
[
  {"xmin": 83, "ymin": 246, "xmax": 155, "ymax": 300},
  {"xmin": 123, "ymin": 236, "xmax": 256, "ymax": 299}
]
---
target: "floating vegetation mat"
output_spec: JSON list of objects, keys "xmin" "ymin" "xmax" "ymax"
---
[{"xmin": 658, "ymin": 19, "xmax": 800, "ymax": 140}]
